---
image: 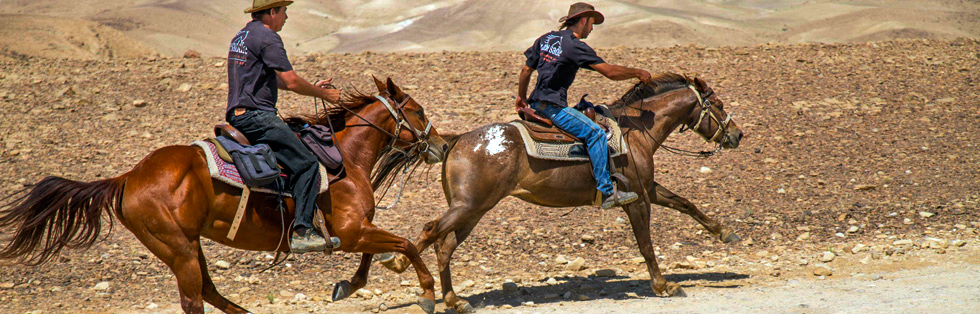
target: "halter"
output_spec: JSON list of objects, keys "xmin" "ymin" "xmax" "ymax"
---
[{"xmin": 686, "ymin": 85, "xmax": 733, "ymax": 144}]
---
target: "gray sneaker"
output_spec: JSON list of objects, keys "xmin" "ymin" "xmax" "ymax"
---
[
  {"xmin": 601, "ymin": 190, "xmax": 639, "ymax": 209},
  {"xmin": 290, "ymin": 230, "xmax": 327, "ymax": 253}
]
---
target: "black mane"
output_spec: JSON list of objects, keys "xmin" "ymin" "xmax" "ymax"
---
[{"xmin": 610, "ymin": 73, "xmax": 690, "ymax": 108}]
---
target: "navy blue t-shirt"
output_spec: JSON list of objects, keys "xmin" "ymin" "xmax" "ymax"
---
[
  {"xmin": 524, "ymin": 29, "xmax": 605, "ymax": 107},
  {"xmin": 226, "ymin": 20, "xmax": 294, "ymax": 120}
]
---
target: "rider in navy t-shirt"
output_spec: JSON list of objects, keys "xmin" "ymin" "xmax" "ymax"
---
[
  {"xmin": 226, "ymin": 1, "xmax": 342, "ymax": 253},
  {"xmin": 517, "ymin": 2, "xmax": 653, "ymax": 209}
]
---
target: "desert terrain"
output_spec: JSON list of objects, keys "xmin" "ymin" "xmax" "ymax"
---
[
  {"xmin": 1, "ymin": 36, "xmax": 978, "ymax": 313},
  {"xmin": 1, "ymin": 1, "xmax": 980, "ymax": 313},
  {"xmin": 1, "ymin": 0, "xmax": 979, "ymax": 57}
]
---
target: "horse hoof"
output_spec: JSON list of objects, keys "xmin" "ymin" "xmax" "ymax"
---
[
  {"xmin": 455, "ymin": 301, "xmax": 475, "ymax": 314},
  {"xmin": 332, "ymin": 280, "xmax": 351, "ymax": 301},
  {"xmin": 667, "ymin": 284, "xmax": 687, "ymax": 298},
  {"xmin": 417, "ymin": 297, "xmax": 436, "ymax": 314},
  {"xmin": 721, "ymin": 230, "xmax": 741, "ymax": 244},
  {"xmin": 380, "ymin": 255, "xmax": 410, "ymax": 273},
  {"xmin": 374, "ymin": 252, "xmax": 394, "ymax": 263}
]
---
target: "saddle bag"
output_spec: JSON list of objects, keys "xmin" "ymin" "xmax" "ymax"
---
[
  {"xmin": 215, "ymin": 136, "xmax": 281, "ymax": 187},
  {"xmin": 300, "ymin": 125, "xmax": 344, "ymax": 173}
]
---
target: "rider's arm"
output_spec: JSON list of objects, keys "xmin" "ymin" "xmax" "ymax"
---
[
  {"xmin": 277, "ymin": 70, "xmax": 341, "ymax": 104},
  {"xmin": 518, "ymin": 65, "xmax": 534, "ymax": 102},
  {"xmin": 590, "ymin": 63, "xmax": 652, "ymax": 83}
]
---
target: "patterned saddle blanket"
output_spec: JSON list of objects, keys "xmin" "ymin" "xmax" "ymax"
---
[
  {"xmin": 192, "ymin": 140, "xmax": 330, "ymax": 196},
  {"xmin": 509, "ymin": 114, "xmax": 628, "ymax": 161}
]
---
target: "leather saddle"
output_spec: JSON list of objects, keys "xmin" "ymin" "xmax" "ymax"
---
[
  {"xmin": 516, "ymin": 106, "xmax": 602, "ymax": 144},
  {"xmin": 206, "ymin": 124, "xmax": 251, "ymax": 163}
]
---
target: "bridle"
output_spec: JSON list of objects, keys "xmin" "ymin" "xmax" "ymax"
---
[
  {"xmin": 374, "ymin": 94, "xmax": 433, "ymax": 155},
  {"xmin": 683, "ymin": 85, "xmax": 734, "ymax": 145},
  {"xmin": 328, "ymin": 92, "xmax": 434, "ymax": 157}
]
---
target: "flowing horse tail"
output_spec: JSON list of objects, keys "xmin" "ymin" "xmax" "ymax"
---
[{"xmin": 0, "ymin": 176, "xmax": 125, "ymax": 265}]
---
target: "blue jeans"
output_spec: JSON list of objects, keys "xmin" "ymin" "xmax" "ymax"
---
[{"xmin": 531, "ymin": 101, "xmax": 614, "ymax": 195}]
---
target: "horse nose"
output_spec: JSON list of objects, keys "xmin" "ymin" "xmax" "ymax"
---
[{"xmin": 737, "ymin": 130, "xmax": 744, "ymax": 142}]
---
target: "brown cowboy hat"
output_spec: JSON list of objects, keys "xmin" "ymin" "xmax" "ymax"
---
[
  {"xmin": 244, "ymin": 0, "xmax": 294, "ymax": 14},
  {"xmin": 558, "ymin": 2, "xmax": 605, "ymax": 25}
]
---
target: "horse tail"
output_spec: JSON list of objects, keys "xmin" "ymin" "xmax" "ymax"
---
[{"xmin": 0, "ymin": 176, "xmax": 126, "ymax": 265}]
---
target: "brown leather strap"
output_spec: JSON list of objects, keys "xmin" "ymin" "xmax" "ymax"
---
[
  {"xmin": 214, "ymin": 124, "xmax": 251, "ymax": 146},
  {"xmin": 517, "ymin": 107, "xmax": 553, "ymax": 127}
]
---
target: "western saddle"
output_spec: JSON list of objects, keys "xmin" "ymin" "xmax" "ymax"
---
[{"xmin": 516, "ymin": 106, "xmax": 604, "ymax": 144}]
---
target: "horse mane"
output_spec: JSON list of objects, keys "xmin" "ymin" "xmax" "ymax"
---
[
  {"xmin": 281, "ymin": 87, "xmax": 421, "ymax": 196},
  {"xmin": 609, "ymin": 73, "xmax": 691, "ymax": 109}
]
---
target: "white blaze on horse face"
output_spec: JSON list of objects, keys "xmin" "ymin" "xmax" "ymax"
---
[{"xmin": 474, "ymin": 125, "xmax": 510, "ymax": 156}]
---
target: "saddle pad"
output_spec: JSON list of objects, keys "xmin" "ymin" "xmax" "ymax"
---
[
  {"xmin": 509, "ymin": 115, "xmax": 629, "ymax": 161},
  {"xmin": 192, "ymin": 141, "xmax": 329, "ymax": 196}
]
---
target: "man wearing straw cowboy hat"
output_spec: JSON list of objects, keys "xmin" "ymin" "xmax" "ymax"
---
[
  {"xmin": 227, "ymin": 0, "xmax": 341, "ymax": 253},
  {"xmin": 517, "ymin": 2, "xmax": 654, "ymax": 209}
]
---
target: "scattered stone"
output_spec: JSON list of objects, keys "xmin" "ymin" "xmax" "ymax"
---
[
  {"xmin": 214, "ymin": 61, "xmax": 225, "ymax": 68},
  {"xmin": 925, "ymin": 237, "xmax": 948, "ymax": 248},
  {"xmin": 812, "ymin": 265, "xmax": 833, "ymax": 276},
  {"xmin": 952, "ymin": 240, "xmax": 967, "ymax": 247},
  {"xmin": 614, "ymin": 217, "xmax": 627, "ymax": 225},
  {"xmin": 796, "ymin": 232, "xmax": 811, "ymax": 241},
  {"xmin": 854, "ymin": 184, "xmax": 876, "ymax": 191},
  {"xmin": 630, "ymin": 257, "xmax": 645, "ymax": 264},
  {"xmin": 756, "ymin": 250, "xmax": 770, "ymax": 257},
  {"xmin": 183, "ymin": 50, "xmax": 201, "ymax": 58},
  {"xmin": 699, "ymin": 166, "xmax": 713, "ymax": 174},
  {"xmin": 851, "ymin": 244, "xmax": 867, "ymax": 254},
  {"xmin": 919, "ymin": 211, "xmax": 936, "ymax": 218},
  {"xmin": 555, "ymin": 255, "xmax": 568, "ymax": 264},
  {"xmin": 820, "ymin": 251, "xmax": 836, "ymax": 262},
  {"xmin": 594, "ymin": 269, "xmax": 616, "ymax": 277},
  {"xmin": 132, "ymin": 99, "xmax": 148, "ymax": 107},
  {"xmin": 625, "ymin": 292, "xmax": 639, "ymax": 298},
  {"xmin": 177, "ymin": 83, "xmax": 193, "ymax": 92},
  {"xmin": 798, "ymin": 259, "xmax": 809, "ymax": 266},
  {"xmin": 545, "ymin": 277, "xmax": 558, "ymax": 285},
  {"xmin": 580, "ymin": 234, "xmax": 595, "ymax": 243},
  {"xmin": 459, "ymin": 280, "xmax": 475, "ymax": 291},
  {"xmin": 567, "ymin": 257, "xmax": 586, "ymax": 271},
  {"xmin": 847, "ymin": 225, "xmax": 860, "ymax": 233},
  {"xmin": 146, "ymin": 303, "xmax": 159, "ymax": 310},
  {"xmin": 215, "ymin": 260, "xmax": 231, "ymax": 269},
  {"xmin": 577, "ymin": 294, "xmax": 590, "ymax": 301},
  {"xmin": 0, "ymin": 282, "xmax": 14, "ymax": 289},
  {"xmin": 893, "ymin": 239, "xmax": 914, "ymax": 246},
  {"xmin": 93, "ymin": 281, "xmax": 110, "ymax": 291},
  {"xmin": 378, "ymin": 303, "xmax": 388, "ymax": 312},
  {"xmin": 501, "ymin": 282, "xmax": 518, "ymax": 292}
]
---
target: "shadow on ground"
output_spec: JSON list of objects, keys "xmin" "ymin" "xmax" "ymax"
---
[{"xmin": 387, "ymin": 271, "xmax": 749, "ymax": 313}]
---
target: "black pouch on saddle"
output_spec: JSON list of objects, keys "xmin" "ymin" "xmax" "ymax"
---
[
  {"xmin": 215, "ymin": 136, "xmax": 281, "ymax": 187},
  {"xmin": 299, "ymin": 125, "xmax": 345, "ymax": 175}
]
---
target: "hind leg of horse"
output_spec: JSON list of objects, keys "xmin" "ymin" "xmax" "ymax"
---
[
  {"xmin": 197, "ymin": 244, "xmax": 249, "ymax": 314},
  {"xmin": 649, "ymin": 181, "xmax": 740, "ymax": 244},
  {"xmin": 623, "ymin": 201, "xmax": 684, "ymax": 297},
  {"xmin": 434, "ymin": 216, "xmax": 484, "ymax": 314},
  {"xmin": 127, "ymin": 226, "xmax": 209, "ymax": 314}
]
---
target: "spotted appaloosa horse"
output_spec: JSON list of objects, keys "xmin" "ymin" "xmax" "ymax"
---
[
  {"xmin": 0, "ymin": 77, "xmax": 449, "ymax": 314},
  {"xmin": 381, "ymin": 73, "xmax": 744, "ymax": 313}
]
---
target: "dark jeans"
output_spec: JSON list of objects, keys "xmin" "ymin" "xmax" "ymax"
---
[{"xmin": 228, "ymin": 109, "xmax": 319, "ymax": 230}]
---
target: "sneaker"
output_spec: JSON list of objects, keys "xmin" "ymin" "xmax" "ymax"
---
[
  {"xmin": 601, "ymin": 190, "xmax": 639, "ymax": 209},
  {"xmin": 290, "ymin": 229, "xmax": 327, "ymax": 253}
]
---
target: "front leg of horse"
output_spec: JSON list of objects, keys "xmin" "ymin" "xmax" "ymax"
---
[
  {"xmin": 331, "ymin": 253, "xmax": 373, "ymax": 303},
  {"xmin": 623, "ymin": 201, "xmax": 685, "ymax": 297},
  {"xmin": 342, "ymin": 225, "xmax": 437, "ymax": 314},
  {"xmin": 650, "ymin": 181, "xmax": 740, "ymax": 244}
]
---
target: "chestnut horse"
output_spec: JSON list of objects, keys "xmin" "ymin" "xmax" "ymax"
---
[
  {"xmin": 381, "ymin": 74, "xmax": 745, "ymax": 312},
  {"xmin": 0, "ymin": 78, "xmax": 447, "ymax": 314}
]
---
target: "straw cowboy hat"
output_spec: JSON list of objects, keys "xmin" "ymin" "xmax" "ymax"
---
[
  {"xmin": 244, "ymin": 0, "xmax": 294, "ymax": 14},
  {"xmin": 558, "ymin": 2, "xmax": 605, "ymax": 25}
]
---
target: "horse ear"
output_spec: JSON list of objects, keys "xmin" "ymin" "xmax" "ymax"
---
[
  {"xmin": 385, "ymin": 77, "xmax": 404, "ymax": 100},
  {"xmin": 694, "ymin": 77, "xmax": 708, "ymax": 92},
  {"xmin": 372, "ymin": 75, "xmax": 387, "ymax": 94}
]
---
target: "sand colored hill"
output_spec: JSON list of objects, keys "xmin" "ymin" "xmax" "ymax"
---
[
  {"xmin": 0, "ymin": 14, "xmax": 156, "ymax": 60},
  {"xmin": 0, "ymin": 0, "xmax": 978, "ymax": 58}
]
